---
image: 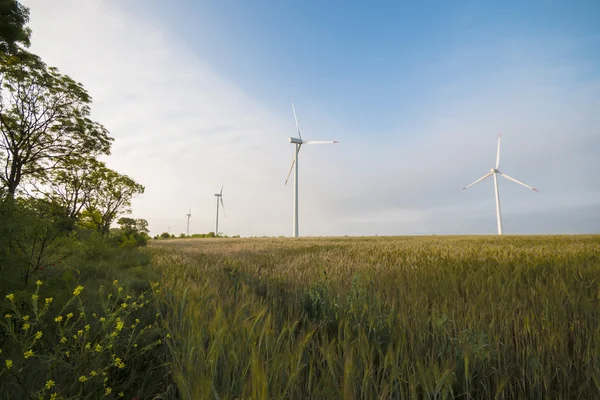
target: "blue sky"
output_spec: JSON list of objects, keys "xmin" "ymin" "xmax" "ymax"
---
[
  {"xmin": 146, "ymin": 0, "xmax": 600, "ymax": 131},
  {"xmin": 22, "ymin": 0, "xmax": 600, "ymax": 236}
]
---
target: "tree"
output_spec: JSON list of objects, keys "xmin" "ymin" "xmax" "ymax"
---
[
  {"xmin": 0, "ymin": 196, "xmax": 76, "ymax": 288},
  {"xmin": 83, "ymin": 167, "xmax": 144, "ymax": 235},
  {"xmin": 0, "ymin": 0, "xmax": 31, "ymax": 55},
  {"xmin": 40, "ymin": 157, "xmax": 103, "ymax": 219},
  {"xmin": 117, "ymin": 217, "xmax": 149, "ymax": 236},
  {"xmin": 0, "ymin": 52, "xmax": 113, "ymax": 197}
]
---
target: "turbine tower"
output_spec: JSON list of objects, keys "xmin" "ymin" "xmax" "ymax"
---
[
  {"xmin": 214, "ymin": 186, "xmax": 225, "ymax": 236},
  {"xmin": 285, "ymin": 102, "xmax": 338, "ymax": 237},
  {"xmin": 186, "ymin": 207, "xmax": 191, "ymax": 236},
  {"xmin": 462, "ymin": 134, "xmax": 538, "ymax": 235}
]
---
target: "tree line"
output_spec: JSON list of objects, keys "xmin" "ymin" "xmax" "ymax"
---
[{"xmin": 0, "ymin": 0, "xmax": 148, "ymax": 287}]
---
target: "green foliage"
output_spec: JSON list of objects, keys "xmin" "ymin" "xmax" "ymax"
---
[
  {"xmin": 0, "ymin": 0, "xmax": 31, "ymax": 55},
  {"xmin": 0, "ymin": 198, "xmax": 77, "ymax": 289},
  {"xmin": 83, "ymin": 169, "xmax": 144, "ymax": 236},
  {"xmin": 0, "ymin": 51, "xmax": 113, "ymax": 197},
  {"xmin": 154, "ymin": 236, "xmax": 600, "ymax": 399},
  {"xmin": 0, "ymin": 278, "xmax": 169, "ymax": 399}
]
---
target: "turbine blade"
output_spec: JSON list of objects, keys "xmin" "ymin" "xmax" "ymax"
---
[
  {"xmin": 302, "ymin": 140, "xmax": 339, "ymax": 144},
  {"xmin": 500, "ymin": 173, "xmax": 538, "ymax": 191},
  {"xmin": 496, "ymin": 133, "xmax": 501, "ymax": 169},
  {"xmin": 220, "ymin": 185, "xmax": 223, "ymax": 195},
  {"xmin": 285, "ymin": 158, "xmax": 295, "ymax": 185},
  {"xmin": 462, "ymin": 172, "xmax": 493, "ymax": 190},
  {"xmin": 220, "ymin": 196, "xmax": 226, "ymax": 217},
  {"xmin": 292, "ymin": 102, "xmax": 302, "ymax": 140}
]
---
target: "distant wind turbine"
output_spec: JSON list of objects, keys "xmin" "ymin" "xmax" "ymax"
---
[
  {"xmin": 214, "ymin": 186, "xmax": 225, "ymax": 236},
  {"xmin": 186, "ymin": 206, "xmax": 192, "ymax": 236},
  {"xmin": 462, "ymin": 134, "xmax": 538, "ymax": 235},
  {"xmin": 285, "ymin": 102, "xmax": 338, "ymax": 237}
]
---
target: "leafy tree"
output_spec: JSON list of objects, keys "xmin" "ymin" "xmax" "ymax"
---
[
  {"xmin": 0, "ymin": 0, "xmax": 31, "ymax": 55},
  {"xmin": 83, "ymin": 167, "xmax": 144, "ymax": 235},
  {"xmin": 39, "ymin": 157, "xmax": 103, "ymax": 219},
  {"xmin": 0, "ymin": 196, "xmax": 76, "ymax": 288},
  {"xmin": 0, "ymin": 52, "xmax": 113, "ymax": 197}
]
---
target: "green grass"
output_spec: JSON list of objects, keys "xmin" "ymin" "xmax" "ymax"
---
[
  {"xmin": 0, "ymin": 236, "xmax": 173, "ymax": 400},
  {"xmin": 152, "ymin": 235, "xmax": 600, "ymax": 399}
]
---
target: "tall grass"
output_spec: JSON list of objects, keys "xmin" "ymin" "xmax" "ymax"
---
[{"xmin": 154, "ymin": 236, "xmax": 600, "ymax": 399}]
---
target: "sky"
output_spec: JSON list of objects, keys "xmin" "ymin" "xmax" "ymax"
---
[{"xmin": 21, "ymin": 0, "xmax": 600, "ymax": 237}]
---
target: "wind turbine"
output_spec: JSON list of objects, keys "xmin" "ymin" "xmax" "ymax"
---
[
  {"xmin": 285, "ymin": 102, "xmax": 338, "ymax": 237},
  {"xmin": 214, "ymin": 186, "xmax": 225, "ymax": 236},
  {"xmin": 462, "ymin": 134, "xmax": 538, "ymax": 235},
  {"xmin": 186, "ymin": 207, "xmax": 192, "ymax": 236}
]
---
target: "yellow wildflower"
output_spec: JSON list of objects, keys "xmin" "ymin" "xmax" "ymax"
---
[
  {"xmin": 120, "ymin": 303, "xmax": 127, "ymax": 309},
  {"xmin": 45, "ymin": 297, "xmax": 53, "ymax": 305},
  {"xmin": 85, "ymin": 343, "xmax": 91, "ymax": 349},
  {"xmin": 66, "ymin": 313, "xmax": 73, "ymax": 319},
  {"xmin": 23, "ymin": 322, "xmax": 30, "ymax": 331},
  {"xmin": 95, "ymin": 344, "xmax": 103, "ymax": 352},
  {"xmin": 5, "ymin": 293, "xmax": 14, "ymax": 301},
  {"xmin": 119, "ymin": 392, "xmax": 124, "ymax": 398},
  {"xmin": 23, "ymin": 315, "xmax": 30, "ymax": 321},
  {"xmin": 90, "ymin": 370, "xmax": 97, "ymax": 377},
  {"xmin": 4, "ymin": 313, "xmax": 11, "ymax": 319},
  {"xmin": 133, "ymin": 343, "xmax": 138, "ymax": 348},
  {"xmin": 116, "ymin": 321, "xmax": 124, "ymax": 331},
  {"xmin": 55, "ymin": 315, "xmax": 63, "ymax": 323},
  {"xmin": 118, "ymin": 287, "xmax": 123, "ymax": 292},
  {"xmin": 5, "ymin": 359, "xmax": 12, "ymax": 369},
  {"xmin": 166, "ymin": 333, "xmax": 171, "ymax": 338},
  {"xmin": 113, "ymin": 280, "xmax": 118, "ymax": 286},
  {"xmin": 92, "ymin": 313, "xmax": 97, "ymax": 318},
  {"xmin": 77, "ymin": 330, "xmax": 83, "ymax": 336},
  {"xmin": 31, "ymin": 294, "xmax": 39, "ymax": 301},
  {"xmin": 60, "ymin": 337, "xmax": 67, "ymax": 344},
  {"xmin": 45, "ymin": 380, "xmax": 55, "ymax": 389},
  {"xmin": 78, "ymin": 375, "xmax": 87, "ymax": 382},
  {"xmin": 100, "ymin": 317, "xmax": 106, "ymax": 322},
  {"xmin": 73, "ymin": 286, "xmax": 84, "ymax": 296},
  {"xmin": 34, "ymin": 331, "xmax": 43, "ymax": 340},
  {"xmin": 126, "ymin": 295, "xmax": 132, "ymax": 300},
  {"xmin": 24, "ymin": 349, "xmax": 34, "ymax": 359},
  {"xmin": 50, "ymin": 394, "xmax": 58, "ymax": 400},
  {"xmin": 85, "ymin": 324, "xmax": 90, "ymax": 331},
  {"xmin": 36, "ymin": 280, "xmax": 43, "ymax": 286},
  {"xmin": 114, "ymin": 357, "xmax": 125, "ymax": 369},
  {"xmin": 105, "ymin": 387, "xmax": 112, "ymax": 395},
  {"xmin": 135, "ymin": 319, "xmax": 140, "ymax": 324}
]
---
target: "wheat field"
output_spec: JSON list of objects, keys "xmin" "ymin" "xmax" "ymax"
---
[{"xmin": 151, "ymin": 235, "xmax": 600, "ymax": 399}]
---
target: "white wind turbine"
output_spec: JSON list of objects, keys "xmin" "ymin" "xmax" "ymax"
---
[
  {"xmin": 214, "ymin": 186, "xmax": 225, "ymax": 236},
  {"xmin": 462, "ymin": 134, "xmax": 538, "ymax": 235},
  {"xmin": 285, "ymin": 102, "xmax": 338, "ymax": 237},
  {"xmin": 186, "ymin": 207, "xmax": 192, "ymax": 236}
]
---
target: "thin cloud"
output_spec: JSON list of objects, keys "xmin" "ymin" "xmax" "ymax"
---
[{"xmin": 22, "ymin": 0, "xmax": 600, "ymax": 236}]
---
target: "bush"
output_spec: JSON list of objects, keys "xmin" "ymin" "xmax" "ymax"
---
[{"xmin": 0, "ymin": 279, "xmax": 169, "ymax": 399}]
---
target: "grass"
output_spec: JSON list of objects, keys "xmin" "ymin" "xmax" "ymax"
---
[
  {"xmin": 152, "ymin": 235, "xmax": 600, "ymax": 399},
  {"xmin": 0, "ymin": 234, "xmax": 174, "ymax": 400}
]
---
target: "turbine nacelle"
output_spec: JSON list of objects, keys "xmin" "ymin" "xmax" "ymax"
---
[
  {"xmin": 491, "ymin": 168, "xmax": 499, "ymax": 173},
  {"xmin": 289, "ymin": 137, "xmax": 303, "ymax": 144}
]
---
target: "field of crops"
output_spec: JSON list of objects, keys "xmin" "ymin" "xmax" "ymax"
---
[{"xmin": 152, "ymin": 236, "xmax": 600, "ymax": 399}]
